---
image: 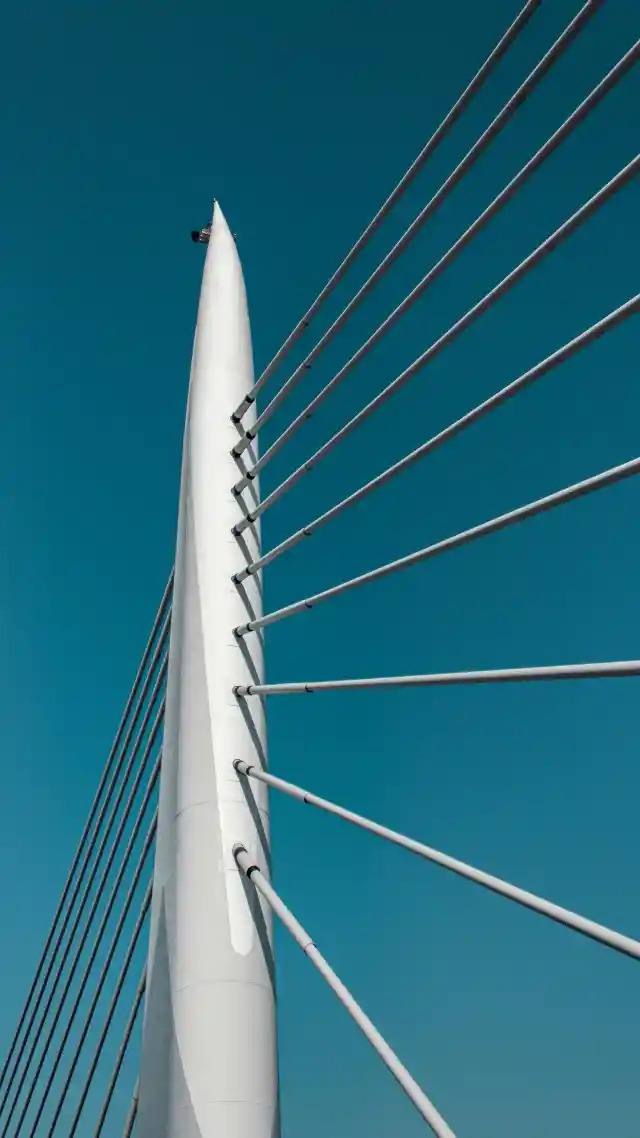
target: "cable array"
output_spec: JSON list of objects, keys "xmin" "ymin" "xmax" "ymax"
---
[
  {"xmin": 230, "ymin": 0, "xmax": 544, "ymax": 424},
  {"xmin": 233, "ymin": 294, "xmax": 639, "ymax": 570},
  {"xmin": 3, "ymin": 2, "xmax": 639, "ymax": 1135},
  {"xmin": 231, "ymin": 0, "xmax": 605, "ymax": 459},
  {"xmin": 226, "ymin": 5, "xmax": 639, "ymax": 1132},
  {"xmin": 0, "ymin": 579, "xmax": 171, "ymax": 1136},
  {"xmin": 232, "ymin": 42, "xmax": 639, "ymax": 508},
  {"xmin": 234, "ymin": 456, "xmax": 640, "ymax": 635},
  {"xmin": 233, "ymin": 151, "xmax": 639, "ymax": 516}
]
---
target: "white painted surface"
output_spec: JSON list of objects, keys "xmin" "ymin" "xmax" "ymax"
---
[{"xmin": 137, "ymin": 204, "xmax": 279, "ymax": 1138}]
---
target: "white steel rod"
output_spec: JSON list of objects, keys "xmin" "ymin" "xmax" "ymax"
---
[
  {"xmin": 93, "ymin": 969, "xmax": 146, "ymax": 1138},
  {"xmin": 0, "ymin": 686, "xmax": 166, "ymax": 1138},
  {"xmin": 234, "ymin": 294, "xmax": 639, "ymax": 574},
  {"xmin": 234, "ymin": 455, "xmax": 640, "ymax": 635},
  {"xmin": 0, "ymin": 574, "xmax": 170, "ymax": 1100},
  {"xmin": 0, "ymin": 619, "xmax": 169, "ymax": 1124},
  {"xmin": 233, "ymin": 39, "xmax": 639, "ymax": 495},
  {"xmin": 235, "ymin": 763, "xmax": 640, "ymax": 960},
  {"xmin": 230, "ymin": 0, "xmax": 543, "ymax": 423},
  {"xmin": 234, "ymin": 661, "xmax": 640, "ymax": 696},
  {"xmin": 233, "ymin": 151, "xmax": 640, "ymax": 516},
  {"xmin": 233, "ymin": 845, "xmax": 457, "ymax": 1138},
  {"xmin": 137, "ymin": 204, "xmax": 278, "ymax": 1138},
  {"xmin": 231, "ymin": 0, "xmax": 603, "ymax": 455}
]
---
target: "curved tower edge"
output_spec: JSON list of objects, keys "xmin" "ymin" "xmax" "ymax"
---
[{"xmin": 137, "ymin": 203, "xmax": 279, "ymax": 1138}]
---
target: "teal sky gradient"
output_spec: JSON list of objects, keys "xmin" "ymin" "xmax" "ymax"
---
[{"xmin": 0, "ymin": 0, "xmax": 638, "ymax": 1134}]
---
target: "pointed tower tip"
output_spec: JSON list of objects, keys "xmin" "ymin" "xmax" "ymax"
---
[
  {"xmin": 211, "ymin": 200, "xmax": 233, "ymax": 238},
  {"xmin": 191, "ymin": 200, "xmax": 229, "ymax": 246}
]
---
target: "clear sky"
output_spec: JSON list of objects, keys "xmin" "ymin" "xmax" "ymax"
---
[{"xmin": 0, "ymin": 0, "xmax": 638, "ymax": 1135}]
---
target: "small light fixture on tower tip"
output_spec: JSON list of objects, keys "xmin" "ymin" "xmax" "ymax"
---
[
  {"xmin": 191, "ymin": 223, "xmax": 211, "ymax": 245},
  {"xmin": 191, "ymin": 200, "xmax": 216, "ymax": 245}
]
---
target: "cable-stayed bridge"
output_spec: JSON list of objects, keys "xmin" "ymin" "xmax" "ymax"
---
[{"xmin": 1, "ymin": 1, "xmax": 638, "ymax": 1133}]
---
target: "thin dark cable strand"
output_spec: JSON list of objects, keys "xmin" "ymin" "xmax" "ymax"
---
[
  {"xmin": 0, "ymin": 627, "xmax": 169, "ymax": 1131},
  {"xmin": 2, "ymin": 686, "xmax": 165, "ymax": 1138},
  {"xmin": 234, "ymin": 152, "xmax": 640, "ymax": 521},
  {"xmin": 230, "ymin": 0, "xmax": 543, "ymax": 422},
  {"xmin": 234, "ymin": 295, "xmax": 639, "ymax": 577},
  {"xmin": 235, "ymin": 456, "xmax": 640, "ymax": 635},
  {"xmin": 92, "ymin": 972, "xmax": 146, "ymax": 1138},
  {"xmin": 62, "ymin": 900, "xmax": 151, "ymax": 1138},
  {"xmin": 232, "ymin": 0, "xmax": 602, "ymax": 452},
  {"xmin": 12, "ymin": 729, "xmax": 162, "ymax": 1138},
  {"xmin": 41, "ymin": 853, "xmax": 153, "ymax": 1138},
  {"xmin": 20, "ymin": 772, "xmax": 159, "ymax": 1138},
  {"xmin": 233, "ymin": 38, "xmax": 639, "ymax": 495},
  {"xmin": 0, "ymin": 575, "xmax": 170, "ymax": 1101},
  {"xmin": 33, "ymin": 842, "xmax": 151, "ymax": 1138},
  {"xmin": 0, "ymin": 664, "xmax": 165, "ymax": 1134},
  {"xmin": 121, "ymin": 1084, "xmax": 138, "ymax": 1138}
]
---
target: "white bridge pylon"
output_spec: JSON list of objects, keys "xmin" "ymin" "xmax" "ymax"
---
[{"xmin": 136, "ymin": 204, "xmax": 279, "ymax": 1138}]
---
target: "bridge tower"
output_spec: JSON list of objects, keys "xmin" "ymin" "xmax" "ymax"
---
[{"xmin": 136, "ymin": 205, "xmax": 278, "ymax": 1138}]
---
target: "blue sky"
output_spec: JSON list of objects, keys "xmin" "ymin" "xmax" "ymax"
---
[{"xmin": 0, "ymin": 0, "xmax": 638, "ymax": 1134}]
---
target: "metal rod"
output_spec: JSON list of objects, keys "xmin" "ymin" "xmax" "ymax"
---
[
  {"xmin": 233, "ymin": 150, "xmax": 640, "ymax": 522},
  {"xmin": 235, "ymin": 294, "xmax": 640, "ymax": 575},
  {"xmin": 1, "ymin": 675, "xmax": 162, "ymax": 1137},
  {"xmin": 93, "ymin": 972, "xmax": 146, "ymax": 1138},
  {"xmin": 16, "ymin": 761, "xmax": 160, "ymax": 1138},
  {"xmin": 24, "ymin": 786, "xmax": 155, "ymax": 1138},
  {"xmin": 231, "ymin": 0, "xmax": 602, "ymax": 454},
  {"xmin": 0, "ymin": 628, "xmax": 167, "ymax": 1124},
  {"xmin": 235, "ymin": 763, "xmax": 640, "ymax": 960},
  {"xmin": 233, "ymin": 39, "xmax": 639, "ymax": 497},
  {"xmin": 0, "ymin": 581, "xmax": 170, "ymax": 1106},
  {"xmin": 234, "ymin": 660, "xmax": 640, "ymax": 695},
  {"xmin": 65, "ymin": 918, "xmax": 150, "ymax": 1137},
  {"xmin": 234, "ymin": 455, "xmax": 640, "ymax": 635},
  {"xmin": 43, "ymin": 865, "xmax": 153, "ymax": 1138},
  {"xmin": 229, "ymin": 0, "xmax": 543, "ymax": 424},
  {"xmin": 5, "ymin": 697, "xmax": 164, "ymax": 1138},
  {"xmin": 233, "ymin": 845, "xmax": 457, "ymax": 1138},
  {"xmin": 121, "ymin": 1084, "xmax": 138, "ymax": 1138}
]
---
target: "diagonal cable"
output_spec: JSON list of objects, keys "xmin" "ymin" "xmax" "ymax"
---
[
  {"xmin": 92, "ymin": 971, "xmax": 146, "ymax": 1138},
  {"xmin": 56, "ymin": 892, "xmax": 152, "ymax": 1138},
  {"xmin": 235, "ymin": 456, "xmax": 640, "ymax": 635},
  {"xmin": 232, "ymin": 39, "xmax": 639, "ymax": 497},
  {"xmin": 121, "ymin": 1083, "xmax": 138, "ymax": 1138},
  {"xmin": 232, "ymin": 0, "xmax": 602, "ymax": 453},
  {"xmin": 235, "ymin": 761, "xmax": 640, "ymax": 959},
  {"xmin": 234, "ymin": 845, "xmax": 456, "ymax": 1138},
  {"xmin": 230, "ymin": 0, "xmax": 543, "ymax": 423},
  {"xmin": 234, "ymin": 294, "xmax": 639, "ymax": 577},
  {"xmin": 233, "ymin": 152, "xmax": 640, "ymax": 521},
  {"xmin": 2, "ymin": 689, "xmax": 165, "ymax": 1138},
  {"xmin": 0, "ymin": 575, "xmax": 170, "ymax": 1102},
  {"xmin": 235, "ymin": 660, "xmax": 640, "ymax": 696},
  {"xmin": 0, "ymin": 614, "xmax": 169, "ymax": 1125},
  {"xmin": 19, "ymin": 794, "xmax": 159, "ymax": 1138}
]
